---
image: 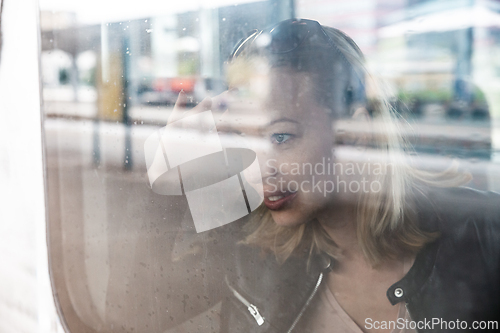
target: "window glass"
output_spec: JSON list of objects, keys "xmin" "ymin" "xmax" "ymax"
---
[{"xmin": 40, "ymin": 0, "xmax": 500, "ymax": 332}]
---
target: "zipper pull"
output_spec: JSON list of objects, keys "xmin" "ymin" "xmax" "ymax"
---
[
  {"xmin": 225, "ymin": 276, "xmax": 265, "ymax": 326},
  {"xmin": 248, "ymin": 304, "xmax": 265, "ymax": 326}
]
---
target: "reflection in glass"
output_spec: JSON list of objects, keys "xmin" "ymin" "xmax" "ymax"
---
[{"xmin": 39, "ymin": 1, "xmax": 500, "ymax": 332}]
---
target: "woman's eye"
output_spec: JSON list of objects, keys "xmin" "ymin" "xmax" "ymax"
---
[{"xmin": 271, "ymin": 133, "xmax": 292, "ymax": 144}]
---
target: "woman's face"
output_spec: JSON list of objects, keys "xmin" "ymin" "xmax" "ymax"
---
[{"xmin": 228, "ymin": 67, "xmax": 343, "ymax": 227}]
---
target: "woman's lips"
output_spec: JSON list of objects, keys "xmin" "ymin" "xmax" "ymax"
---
[{"xmin": 263, "ymin": 191, "xmax": 297, "ymax": 210}]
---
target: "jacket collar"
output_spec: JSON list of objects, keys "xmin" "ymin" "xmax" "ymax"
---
[
  {"xmin": 386, "ymin": 187, "xmax": 442, "ymax": 305},
  {"xmin": 386, "ymin": 240, "xmax": 439, "ymax": 305}
]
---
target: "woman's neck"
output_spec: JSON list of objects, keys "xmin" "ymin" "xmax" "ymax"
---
[{"xmin": 316, "ymin": 202, "xmax": 361, "ymax": 258}]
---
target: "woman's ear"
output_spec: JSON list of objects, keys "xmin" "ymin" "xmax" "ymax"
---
[{"xmin": 351, "ymin": 106, "xmax": 373, "ymax": 149}]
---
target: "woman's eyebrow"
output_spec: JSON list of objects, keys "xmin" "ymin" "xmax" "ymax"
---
[{"xmin": 268, "ymin": 118, "xmax": 300, "ymax": 126}]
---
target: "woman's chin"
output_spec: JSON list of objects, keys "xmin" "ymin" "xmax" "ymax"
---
[{"xmin": 269, "ymin": 210, "xmax": 308, "ymax": 228}]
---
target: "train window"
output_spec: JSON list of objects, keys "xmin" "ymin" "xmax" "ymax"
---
[{"xmin": 40, "ymin": 0, "xmax": 500, "ymax": 332}]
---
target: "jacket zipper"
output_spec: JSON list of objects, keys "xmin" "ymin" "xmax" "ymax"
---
[
  {"xmin": 286, "ymin": 272, "xmax": 324, "ymax": 333},
  {"xmin": 405, "ymin": 303, "xmax": 413, "ymax": 322},
  {"xmin": 225, "ymin": 277, "xmax": 265, "ymax": 326}
]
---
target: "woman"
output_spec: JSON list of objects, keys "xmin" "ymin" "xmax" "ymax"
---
[{"xmin": 151, "ymin": 19, "xmax": 500, "ymax": 333}]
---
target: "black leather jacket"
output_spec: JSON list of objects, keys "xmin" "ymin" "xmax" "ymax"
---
[{"xmin": 216, "ymin": 187, "xmax": 500, "ymax": 332}]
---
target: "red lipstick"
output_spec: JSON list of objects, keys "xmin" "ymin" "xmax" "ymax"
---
[{"xmin": 263, "ymin": 191, "xmax": 297, "ymax": 210}]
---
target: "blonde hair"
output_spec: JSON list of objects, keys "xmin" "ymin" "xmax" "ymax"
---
[{"xmin": 228, "ymin": 24, "xmax": 470, "ymax": 266}]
